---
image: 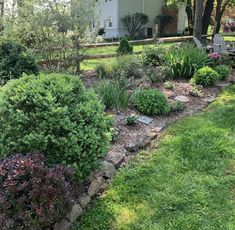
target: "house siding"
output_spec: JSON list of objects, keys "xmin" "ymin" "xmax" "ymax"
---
[
  {"xmin": 99, "ymin": 0, "xmax": 119, "ymax": 37},
  {"xmin": 98, "ymin": 0, "xmax": 186, "ymax": 38},
  {"xmin": 118, "ymin": 0, "xmax": 164, "ymax": 37}
]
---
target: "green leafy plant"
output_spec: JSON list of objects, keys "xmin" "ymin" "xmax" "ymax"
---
[
  {"xmin": 132, "ymin": 89, "xmax": 170, "ymax": 115},
  {"xmin": 117, "ymin": 38, "xmax": 133, "ymax": 55},
  {"xmin": 96, "ymin": 63, "xmax": 108, "ymax": 78},
  {"xmin": 189, "ymin": 85, "xmax": 203, "ymax": 97},
  {"xmin": 165, "ymin": 45, "xmax": 207, "ymax": 79},
  {"xmin": 0, "ymin": 152, "xmax": 74, "ymax": 229},
  {"xmin": 192, "ymin": 66, "xmax": 220, "ymax": 87},
  {"xmin": 125, "ymin": 114, "xmax": 138, "ymax": 126},
  {"xmin": 98, "ymin": 76, "xmax": 131, "ymax": 110},
  {"xmin": 170, "ymin": 101, "xmax": 185, "ymax": 112},
  {"xmin": 164, "ymin": 81, "xmax": 174, "ymax": 90},
  {"xmin": 110, "ymin": 56, "xmax": 142, "ymax": 78},
  {"xmin": 0, "ymin": 40, "xmax": 39, "ymax": 84},
  {"xmin": 0, "ymin": 73, "xmax": 111, "ymax": 181},
  {"xmin": 144, "ymin": 66, "xmax": 171, "ymax": 83},
  {"xmin": 141, "ymin": 46, "xmax": 166, "ymax": 67},
  {"xmin": 213, "ymin": 65, "xmax": 231, "ymax": 80}
]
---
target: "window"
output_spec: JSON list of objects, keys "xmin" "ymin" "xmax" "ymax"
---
[{"xmin": 108, "ymin": 17, "xmax": 113, "ymax": 28}]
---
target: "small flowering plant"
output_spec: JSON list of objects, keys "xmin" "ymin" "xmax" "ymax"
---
[
  {"xmin": 0, "ymin": 152, "xmax": 74, "ymax": 230},
  {"xmin": 223, "ymin": 22, "xmax": 235, "ymax": 33},
  {"xmin": 208, "ymin": 52, "xmax": 222, "ymax": 67}
]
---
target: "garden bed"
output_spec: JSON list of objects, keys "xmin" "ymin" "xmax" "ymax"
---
[{"xmin": 54, "ymin": 70, "xmax": 235, "ymax": 230}]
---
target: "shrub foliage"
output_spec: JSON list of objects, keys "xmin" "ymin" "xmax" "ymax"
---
[
  {"xmin": 192, "ymin": 66, "xmax": 220, "ymax": 86},
  {"xmin": 141, "ymin": 46, "xmax": 166, "ymax": 67},
  {"xmin": 0, "ymin": 40, "xmax": 39, "ymax": 84},
  {"xmin": 213, "ymin": 65, "xmax": 231, "ymax": 80},
  {"xmin": 0, "ymin": 152, "xmax": 74, "ymax": 230},
  {"xmin": 117, "ymin": 38, "xmax": 133, "ymax": 55},
  {"xmin": 0, "ymin": 73, "xmax": 111, "ymax": 180},
  {"xmin": 133, "ymin": 89, "xmax": 170, "ymax": 115}
]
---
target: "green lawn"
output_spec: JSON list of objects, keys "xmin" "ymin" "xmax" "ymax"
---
[
  {"xmin": 224, "ymin": 36, "xmax": 235, "ymax": 42},
  {"xmin": 78, "ymin": 85, "xmax": 235, "ymax": 230},
  {"xmin": 81, "ymin": 43, "xmax": 175, "ymax": 70},
  {"xmin": 86, "ymin": 44, "xmax": 153, "ymax": 55}
]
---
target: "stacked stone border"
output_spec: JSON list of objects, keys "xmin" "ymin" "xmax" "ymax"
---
[{"xmin": 53, "ymin": 77, "xmax": 235, "ymax": 230}]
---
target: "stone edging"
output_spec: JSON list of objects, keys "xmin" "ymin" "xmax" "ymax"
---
[{"xmin": 54, "ymin": 80, "xmax": 235, "ymax": 230}]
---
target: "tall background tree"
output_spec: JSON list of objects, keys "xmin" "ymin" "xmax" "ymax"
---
[
  {"xmin": 2, "ymin": 0, "xmax": 98, "ymax": 73},
  {"xmin": 166, "ymin": 0, "xmax": 235, "ymax": 35},
  {"xmin": 194, "ymin": 0, "xmax": 203, "ymax": 40}
]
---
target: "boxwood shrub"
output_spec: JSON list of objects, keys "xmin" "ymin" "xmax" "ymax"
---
[
  {"xmin": 0, "ymin": 40, "xmax": 39, "ymax": 84},
  {"xmin": 0, "ymin": 152, "xmax": 74, "ymax": 230},
  {"xmin": 0, "ymin": 73, "xmax": 111, "ymax": 180},
  {"xmin": 133, "ymin": 89, "xmax": 170, "ymax": 115},
  {"xmin": 213, "ymin": 65, "xmax": 231, "ymax": 80},
  {"xmin": 192, "ymin": 66, "xmax": 220, "ymax": 87}
]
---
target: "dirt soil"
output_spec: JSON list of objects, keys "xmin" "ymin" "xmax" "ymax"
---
[{"xmin": 80, "ymin": 70, "xmax": 235, "ymax": 170}]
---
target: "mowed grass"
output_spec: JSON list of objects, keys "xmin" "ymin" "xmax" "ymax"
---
[
  {"xmin": 81, "ymin": 43, "xmax": 175, "ymax": 70},
  {"xmin": 78, "ymin": 85, "xmax": 235, "ymax": 230}
]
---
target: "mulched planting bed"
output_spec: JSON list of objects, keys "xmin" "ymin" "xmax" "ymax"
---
[{"xmin": 80, "ymin": 70, "xmax": 235, "ymax": 170}]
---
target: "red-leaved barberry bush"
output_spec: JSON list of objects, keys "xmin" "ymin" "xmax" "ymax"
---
[{"xmin": 0, "ymin": 152, "xmax": 74, "ymax": 230}]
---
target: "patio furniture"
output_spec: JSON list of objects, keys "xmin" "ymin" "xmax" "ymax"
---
[
  {"xmin": 193, "ymin": 37, "xmax": 212, "ymax": 52},
  {"xmin": 213, "ymin": 34, "xmax": 235, "ymax": 54}
]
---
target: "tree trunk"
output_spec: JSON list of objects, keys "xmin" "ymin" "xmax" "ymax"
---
[
  {"xmin": 194, "ymin": 0, "xmax": 204, "ymax": 41},
  {"xmin": 214, "ymin": 0, "xmax": 229, "ymax": 34},
  {"xmin": 185, "ymin": 0, "xmax": 193, "ymax": 35},
  {"xmin": 202, "ymin": 0, "xmax": 215, "ymax": 35}
]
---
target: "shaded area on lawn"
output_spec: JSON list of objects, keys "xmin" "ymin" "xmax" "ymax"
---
[{"xmin": 78, "ymin": 85, "xmax": 235, "ymax": 230}]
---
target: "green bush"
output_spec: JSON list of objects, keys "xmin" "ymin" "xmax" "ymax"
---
[
  {"xmin": 170, "ymin": 101, "xmax": 185, "ymax": 112},
  {"xmin": 192, "ymin": 66, "xmax": 220, "ymax": 87},
  {"xmin": 0, "ymin": 40, "xmax": 39, "ymax": 84},
  {"xmin": 213, "ymin": 65, "xmax": 231, "ymax": 80},
  {"xmin": 98, "ymin": 76, "xmax": 131, "ymax": 110},
  {"xmin": 144, "ymin": 66, "xmax": 171, "ymax": 83},
  {"xmin": 0, "ymin": 73, "xmax": 111, "ymax": 181},
  {"xmin": 141, "ymin": 46, "xmax": 166, "ymax": 67},
  {"xmin": 110, "ymin": 56, "xmax": 142, "ymax": 78},
  {"xmin": 133, "ymin": 89, "xmax": 170, "ymax": 115},
  {"xmin": 117, "ymin": 38, "xmax": 133, "ymax": 55},
  {"xmin": 165, "ymin": 45, "xmax": 207, "ymax": 79}
]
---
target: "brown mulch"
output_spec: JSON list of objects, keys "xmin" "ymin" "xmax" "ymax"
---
[{"xmin": 80, "ymin": 70, "xmax": 235, "ymax": 168}]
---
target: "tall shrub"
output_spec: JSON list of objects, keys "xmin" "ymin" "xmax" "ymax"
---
[
  {"xmin": 0, "ymin": 73, "xmax": 111, "ymax": 180},
  {"xmin": 117, "ymin": 38, "xmax": 133, "ymax": 55},
  {"xmin": 121, "ymin": 13, "xmax": 149, "ymax": 38},
  {"xmin": 0, "ymin": 40, "xmax": 39, "ymax": 84}
]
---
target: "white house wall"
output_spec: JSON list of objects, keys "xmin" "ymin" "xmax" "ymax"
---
[
  {"xmin": 118, "ymin": 0, "xmax": 164, "ymax": 37},
  {"xmin": 99, "ymin": 0, "xmax": 119, "ymax": 38}
]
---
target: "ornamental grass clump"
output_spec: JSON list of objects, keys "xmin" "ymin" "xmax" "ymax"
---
[
  {"xmin": 133, "ymin": 89, "xmax": 170, "ymax": 115},
  {"xmin": 0, "ymin": 152, "xmax": 74, "ymax": 230},
  {"xmin": 0, "ymin": 73, "xmax": 111, "ymax": 180}
]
